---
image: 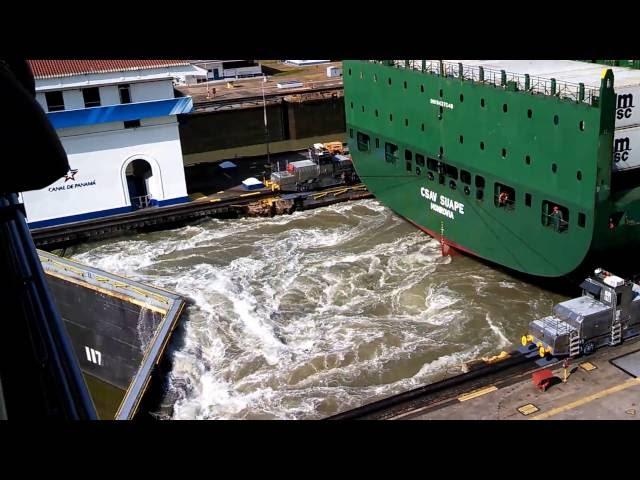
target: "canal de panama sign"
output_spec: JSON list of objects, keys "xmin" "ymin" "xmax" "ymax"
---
[
  {"xmin": 48, "ymin": 168, "xmax": 97, "ymax": 192},
  {"xmin": 420, "ymin": 187, "xmax": 465, "ymax": 219}
]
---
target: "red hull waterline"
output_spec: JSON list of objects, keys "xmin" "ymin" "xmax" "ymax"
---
[{"xmin": 404, "ymin": 217, "xmax": 478, "ymax": 258}]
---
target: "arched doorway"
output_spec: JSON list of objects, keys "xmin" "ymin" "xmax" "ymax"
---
[{"xmin": 125, "ymin": 159, "xmax": 153, "ymax": 209}]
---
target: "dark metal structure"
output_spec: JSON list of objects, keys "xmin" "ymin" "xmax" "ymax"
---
[{"xmin": 0, "ymin": 59, "xmax": 96, "ymax": 419}]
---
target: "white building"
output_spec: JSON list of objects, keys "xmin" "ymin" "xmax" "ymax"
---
[
  {"xmin": 22, "ymin": 60, "xmax": 201, "ymax": 228},
  {"xmin": 284, "ymin": 60, "xmax": 331, "ymax": 66},
  {"xmin": 182, "ymin": 60, "xmax": 263, "ymax": 84}
]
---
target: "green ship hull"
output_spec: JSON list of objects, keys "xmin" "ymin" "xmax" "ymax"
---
[{"xmin": 344, "ymin": 60, "xmax": 640, "ymax": 277}]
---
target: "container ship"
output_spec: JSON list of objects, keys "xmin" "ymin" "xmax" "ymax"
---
[{"xmin": 344, "ymin": 60, "xmax": 640, "ymax": 277}]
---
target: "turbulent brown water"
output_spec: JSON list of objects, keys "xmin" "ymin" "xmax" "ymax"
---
[{"xmin": 69, "ymin": 199, "xmax": 566, "ymax": 419}]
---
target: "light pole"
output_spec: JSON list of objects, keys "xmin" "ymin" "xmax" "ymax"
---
[
  {"xmin": 206, "ymin": 62, "xmax": 210, "ymax": 99},
  {"xmin": 261, "ymin": 75, "xmax": 271, "ymax": 166}
]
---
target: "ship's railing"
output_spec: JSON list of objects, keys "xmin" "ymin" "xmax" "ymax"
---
[
  {"xmin": 541, "ymin": 213, "xmax": 569, "ymax": 233},
  {"xmin": 494, "ymin": 195, "xmax": 516, "ymax": 211},
  {"xmin": 385, "ymin": 152, "xmax": 398, "ymax": 163},
  {"xmin": 370, "ymin": 60, "xmax": 600, "ymax": 105}
]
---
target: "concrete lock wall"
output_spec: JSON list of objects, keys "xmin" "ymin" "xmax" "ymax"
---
[
  {"xmin": 21, "ymin": 120, "xmax": 188, "ymax": 227},
  {"xmin": 178, "ymin": 96, "xmax": 346, "ymax": 158},
  {"xmin": 285, "ymin": 97, "xmax": 345, "ymax": 139},
  {"xmin": 179, "ymin": 104, "xmax": 287, "ymax": 154}
]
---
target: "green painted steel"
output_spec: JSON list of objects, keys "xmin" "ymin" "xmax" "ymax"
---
[{"xmin": 343, "ymin": 60, "xmax": 640, "ymax": 277}]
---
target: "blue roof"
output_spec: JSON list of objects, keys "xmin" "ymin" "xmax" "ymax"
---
[{"xmin": 47, "ymin": 97, "xmax": 193, "ymax": 129}]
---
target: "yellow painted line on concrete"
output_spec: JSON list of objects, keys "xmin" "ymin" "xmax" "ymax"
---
[
  {"xmin": 209, "ymin": 198, "xmax": 221, "ymax": 203},
  {"xmin": 531, "ymin": 377, "xmax": 640, "ymax": 420},
  {"xmin": 44, "ymin": 270, "xmax": 168, "ymax": 314},
  {"xmin": 240, "ymin": 192, "xmax": 261, "ymax": 197},
  {"xmin": 580, "ymin": 361, "xmax": 597, "ymax": 372},
  {"xmin": 517, "ymin": 403, "xmax": 540, "ymax": 416},
  {"xmin": 457, "ymin": 385, "xmax": 498, "ymax": 402}
]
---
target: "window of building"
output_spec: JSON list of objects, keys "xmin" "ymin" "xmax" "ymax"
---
[
  {"xmin": 460, "ymin": 170, "xmax": 471, "ymax": 185},
  {"xmin": 542, "ymin": 201, "xmax": 569, "ymax": 232},
  {"xmin": 222, "ymin": 60, "xmax": 258, "ymax": 69},
  {"xmin": 357, "ymin": 132, "xmax": 370, "ymax": 152},
  {"xmin": 349, "ymin": 128, "xmax": 353, "ymax": 138},
  {"xmin": 119, "ymin": 84, "xmax": 131, "ymax": 104},
  {"xmin": 83, "ymin": 87, "xmax": 101, "ymax": 108},
  {"xmin": 124, "ymin": 119, "xmax": 141, "ymax": 129},
  {"xmin": 495, "ymin": 183, "xmax": 516, "ymax": 210},
  {"xmin": 525, "ymin": 193, "xmax": 532, "ymax": 207},
  {"xmin": 415, "ymin": 153, "xmax": 425, "ymax": 167},
  {"xmin": 375, "ymin": 138, "xmax": 380, "ymax": 148},
  {"xmin": 427, "ymin": 158, "xmax": 439, "ymax": 172},
  {"xmin": 385, "ymin": 142, "xmax": 398, "ymax": 163},
  {"xmin": 45, "ymin": 91, "xmax": 65, "ymax": 112},
  {"xmin": 475, "ymin": 175, "xmax": 485, "ymax": 189}
]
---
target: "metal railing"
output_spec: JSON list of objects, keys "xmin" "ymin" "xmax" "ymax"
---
[
  {"xmin": 542, "ymin": 213, "xmax": 569, "ymax": 232},
  {"xmin": 370, "ymin": 60, "xmax": 600, "ymax": 105},
  {"xmin": 0, "ymin": 193, "xmax": 96, "ymax": 419},
  {"xmin": 541, "ymin": 315, "xmax": 573, "ymax": 341},
  {"xmin": 494, "ymin": 195, "xmax": 516, "ymax": 211}
]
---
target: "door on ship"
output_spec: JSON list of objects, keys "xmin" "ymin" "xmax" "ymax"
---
[{"xmin": 125, "ymin": 159, "xmax": 153, "ymax": 209}]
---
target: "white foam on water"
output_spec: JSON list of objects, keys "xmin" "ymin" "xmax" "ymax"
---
[
  {"xmin": 69, "ymin": 198, "xmax": 543, "ymax": 419},
  {"xmin": 485, "ymin": 313, "xmax": 512, "ymax": 349}
]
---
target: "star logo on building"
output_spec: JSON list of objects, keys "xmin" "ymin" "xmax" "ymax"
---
[{"xmin": 64, "ymin": 169, "xmax": 79, "ymax": 182}]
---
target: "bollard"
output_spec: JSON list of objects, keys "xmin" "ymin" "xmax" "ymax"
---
[
  {"xmin": 579, "ymin": 82, "xmax": 585, "ymax": 102},
  {"xmin": 563, "ymin": 358, "xmax": 571, "ymax": 383}
]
